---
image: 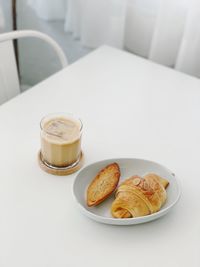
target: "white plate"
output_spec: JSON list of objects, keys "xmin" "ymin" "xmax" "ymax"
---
[{"xmin": 73, "ymin": 158, "xmax": 181, "ymax": 225}]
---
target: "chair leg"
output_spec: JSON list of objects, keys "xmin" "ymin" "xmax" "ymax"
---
[{"xmin": 12, "ymin": 0, "xmax": 19, "ymax": 74}]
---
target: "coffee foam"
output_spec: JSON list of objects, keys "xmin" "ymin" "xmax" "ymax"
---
[{"xmin": 43, "ymin": 117, "xmax": 80, "ymax": 144}]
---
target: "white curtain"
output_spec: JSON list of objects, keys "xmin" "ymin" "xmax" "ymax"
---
[
  {"xmin": 28, "ymin": 0, "xmax": 66, "ymax": 20},
  {"xmin": 29, "ymin": 0, "xmax": 200, "ymax": 78}
]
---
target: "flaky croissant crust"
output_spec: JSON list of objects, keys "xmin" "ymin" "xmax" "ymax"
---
[{"xmin": 111, "ymin": 174, "xmax": 169, "ymax": 218}]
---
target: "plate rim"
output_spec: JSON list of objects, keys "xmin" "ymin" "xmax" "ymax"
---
[{"xmin": 73, "ymin": 157, "xmax": 181, "ymax": 225}]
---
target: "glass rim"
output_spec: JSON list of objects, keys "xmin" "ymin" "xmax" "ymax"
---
[{"xmin": 40, "ymin": 112, "xmax": 83, "ymax": 134}]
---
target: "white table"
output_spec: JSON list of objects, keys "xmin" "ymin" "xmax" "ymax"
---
[{"xmin": 0, "ymin": 46, "xmax": 199, "ymax": 267}]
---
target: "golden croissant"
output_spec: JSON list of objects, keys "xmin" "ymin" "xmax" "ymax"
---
[{"xmin": 111, "ymin": 173, "xmax": 169, "ymax": 218}]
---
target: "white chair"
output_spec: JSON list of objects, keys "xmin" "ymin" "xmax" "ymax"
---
[{"xmin": 0, "ymin": 30, "xmax": 68, "ymax": 105}]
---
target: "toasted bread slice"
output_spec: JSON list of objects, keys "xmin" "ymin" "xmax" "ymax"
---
[{"xmin": 87, "ymin": 163, "xmax": 120, "ymax": 207}]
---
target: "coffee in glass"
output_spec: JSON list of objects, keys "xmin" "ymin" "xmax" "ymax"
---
[{"xmin": 40, "ymin": 113, "xmax": 82, "ymax": 168}]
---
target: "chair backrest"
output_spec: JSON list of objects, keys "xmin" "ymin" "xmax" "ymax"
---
[
  {"xmin": 0, "ymin": 41, "xmax": 20, "ymax": 105},
  {"xmin": 0, "ymin": 30, "xmax": 68, "ymax": 105}
]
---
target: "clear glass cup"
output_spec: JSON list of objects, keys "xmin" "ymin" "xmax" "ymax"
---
[{"xmin": 40, "ymin": 113, "xmax": 83, "ymax": 168}]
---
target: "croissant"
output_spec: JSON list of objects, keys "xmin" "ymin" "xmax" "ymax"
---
[{"xmin": 111, "ymin": 173, "xmax": 169, "ymax": 218}]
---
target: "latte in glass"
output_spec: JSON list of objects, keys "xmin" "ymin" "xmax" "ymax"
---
[{"xmin": 40, "ymin": 113, "xmax": 82, "ymax": 167}]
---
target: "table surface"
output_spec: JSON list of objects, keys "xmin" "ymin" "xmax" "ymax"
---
[{"xmin": 0, "ymin": 46, "xmax": 199, "ymax": 267}]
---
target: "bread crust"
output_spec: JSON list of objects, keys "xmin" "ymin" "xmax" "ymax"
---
[
  {"xmin": 87, "ymin": 163, "xmax": 120, "ymax": 207},
  {"xmin": 111, "ymin": 173, "xmax": 169, "ymax": 218}
]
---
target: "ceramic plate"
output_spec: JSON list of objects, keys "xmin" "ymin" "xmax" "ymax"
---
[{"xmin": 73, "ymin": 158, "xmax": 181, "ymax": 225}]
